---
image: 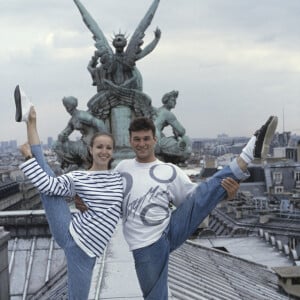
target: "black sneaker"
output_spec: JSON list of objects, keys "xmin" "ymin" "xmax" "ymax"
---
[
  {"xmin": 254, "ymin": 116, "xmax": 278, "ymax": 159},
  {"xmin": 14, "ymin": 85, "xmax": 32, "ymax": 122}
]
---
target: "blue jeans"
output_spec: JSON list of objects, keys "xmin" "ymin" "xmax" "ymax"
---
[
  {"xmin": 31, "ymin": 145, "xmax": 95, "ymax": 300},
  {"xmin": 132, "ymin": 159, "xmax": 249, "ymax": 300}
]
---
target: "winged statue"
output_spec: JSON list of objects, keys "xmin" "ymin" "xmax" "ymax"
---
[{"xmin": 73, "ymin": 0, "xmax": 161, "ymax": 108}]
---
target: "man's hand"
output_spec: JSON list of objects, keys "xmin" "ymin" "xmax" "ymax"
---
[
  {"xmin": 221, "ymin": 177, "xmax": 239, "ymax": 200},
  {"xmin": 74, "ymin": 195, "xmax": 88, "ymax": 212}
]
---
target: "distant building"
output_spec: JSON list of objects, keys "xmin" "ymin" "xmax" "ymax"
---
[
  {"xmin": 0, "ymin": 140, "xmax": 18, "ymax": 153},
  {"xmin": 47, "ymin": 136, "xmax": 54, "ymax": 148},
  {"xmin": 273, "ymin": 142, "xmax": 300, "ymax": 162},
  {"xmin": 192, "ymin": 139, "xmax": 204, "ymax": 153}
]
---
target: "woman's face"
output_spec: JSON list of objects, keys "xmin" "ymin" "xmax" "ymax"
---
[{"xmin": 90, "ymin": 135, "xmax": 114, "ymax": 170}]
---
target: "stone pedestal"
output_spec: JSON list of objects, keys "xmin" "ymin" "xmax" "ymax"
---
[
  {"xmin": 111, "ymin": 106, "xmax": 131, "ymax": 148},
  {"xmin": 110, "ymin": 106, "xmax": 136, "ymax": 165},
  {"xmin": 0, "ymin": 227, "xmax": 10, "ymax": 300}
]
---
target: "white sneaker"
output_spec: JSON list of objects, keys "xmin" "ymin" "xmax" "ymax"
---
[{"xmin": 14, "ymin": 85, "xmax": 33, "ymax": 122}]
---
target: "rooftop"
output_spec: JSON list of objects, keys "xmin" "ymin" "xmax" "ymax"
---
[{"xmin": 5, "ymin": 219, "xmax": 298, "ymax": 299}]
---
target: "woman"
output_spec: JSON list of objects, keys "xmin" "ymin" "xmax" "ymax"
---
[{"xmin": 18, "ymin": 103, "xmax": 123, "ymax": 299}]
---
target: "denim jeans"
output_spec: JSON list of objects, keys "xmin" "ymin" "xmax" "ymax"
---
[
  {"xmin": 31, "ymin": 145, "xmax": 95, "ymax": 300},
  {"xmin": 133, "ymin": 159, "xmax": 249, "ymax": 299}
]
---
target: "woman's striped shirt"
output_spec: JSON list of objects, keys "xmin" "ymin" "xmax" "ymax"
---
[{"xmin": 20, "ymin": 158, "xmax": 123, "ymax": 257}]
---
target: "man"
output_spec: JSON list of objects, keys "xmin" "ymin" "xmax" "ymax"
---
[{"xmin": 76, "ymin": 115, "xmax": 278, "ymax": 299}]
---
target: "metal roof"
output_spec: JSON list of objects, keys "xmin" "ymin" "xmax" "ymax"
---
[
  {"xmin": 169, "ymin": 241, "xmax": 293, "ymax": 300},
  {"xmin": 8, "ymin": 237, "xmax": 66, "ymax": 300},
  {"xmin": 6, "ymin": 225, "xmax": 298, "ymax": 300}
]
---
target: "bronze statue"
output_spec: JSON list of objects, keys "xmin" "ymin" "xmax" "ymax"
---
[
  {"xmin": 74, "ymin": 0, "xmax": 160, "ymax": 118},
  {"xmin": 154, "ymin": 91, "xmax": 192, "ymax": 163},
  {"xmin": 54, "ymin": 0, "xmax": 192, "ymax": 168},
  {"xmin": 72, "ymin": 0, "xmax": 161, "ymax": 152}
]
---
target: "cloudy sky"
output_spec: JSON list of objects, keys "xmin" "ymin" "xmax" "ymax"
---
[{"xmin": 2, "ymin": 0, "xmax": 300, "ymax": 144}]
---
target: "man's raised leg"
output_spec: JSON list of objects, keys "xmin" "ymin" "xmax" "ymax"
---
[{"xmin": 169, "ymin": 115, "xmax": 278, "ymax": 250}]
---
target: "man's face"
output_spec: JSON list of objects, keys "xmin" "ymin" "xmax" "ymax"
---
[{"xmin": 130, "ymin": 130, "xmax": 157, "ymax": 163}]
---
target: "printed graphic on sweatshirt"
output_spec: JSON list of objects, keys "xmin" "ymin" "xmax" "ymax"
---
[{"xmin": 121, "ymin": 164, "xmax": 177, "ymax": 226}]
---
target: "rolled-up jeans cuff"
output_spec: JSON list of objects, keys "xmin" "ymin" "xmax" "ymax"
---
[{"xmin": 229, "ymin": 158, "xmax": 250, "ymax": 181}]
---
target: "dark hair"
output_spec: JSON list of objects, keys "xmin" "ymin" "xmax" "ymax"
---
[
  {"xmin": 128, "ymin": 117, "xmax": 156, "ymax": 137},
  {"xmin": 90, "ymin": 132, "xmax": 115, "ymax": 149},
  {"xmin": 88, "ymin": 132, "xmax": 115, "ymax": 170}
]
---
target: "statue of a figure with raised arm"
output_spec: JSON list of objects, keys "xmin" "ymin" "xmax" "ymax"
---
[
  {"xmin": 54, "ymin": 0, "xmax": 192, "ymax": 168},
  {"xmin": 73, "ymin": 0, "xmax": 161, "ymax": 151}
]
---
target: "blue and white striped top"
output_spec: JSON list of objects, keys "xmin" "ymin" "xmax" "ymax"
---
[{"xmin": 20, "ymin": 158, "xmax": 123, "ymax": 257}]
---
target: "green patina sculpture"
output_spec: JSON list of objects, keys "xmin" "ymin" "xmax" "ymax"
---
[
  {"xmin": 53, "ymin": 96, "xmax": 107, "ymax": 169},
  {"xmin": 154, "ymin": 91, "xmax": 192, "ymax": 163},
  {"xmin": 54, "ymin": 0, "xmax": 192, "ymax": 168}
]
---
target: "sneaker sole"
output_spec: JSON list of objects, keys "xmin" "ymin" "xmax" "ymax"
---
[
  {"xmin": 14, "ymin": 85, "xmax": 22, "ymax": 122},
  {"xmin": 261, "ymin": 116, "xmax": 278, "ymax": 159}
]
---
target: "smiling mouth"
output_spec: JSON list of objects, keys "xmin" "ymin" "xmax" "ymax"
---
[
  {"xmin": 99, "ymin": 156, "xmax": 110, "ymax": 159},
  {"xmin": 137, "ymin": 150, "xmax": 148, "ymax": 155}
]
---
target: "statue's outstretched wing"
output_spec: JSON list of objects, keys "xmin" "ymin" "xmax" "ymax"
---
[
  {"xmin": 73, "ymin": 0, "xmax": 113, "ymax": 68},
  {"xmin": 125, "ymin": 0, "xmax": 160, "ymax": 67}
]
